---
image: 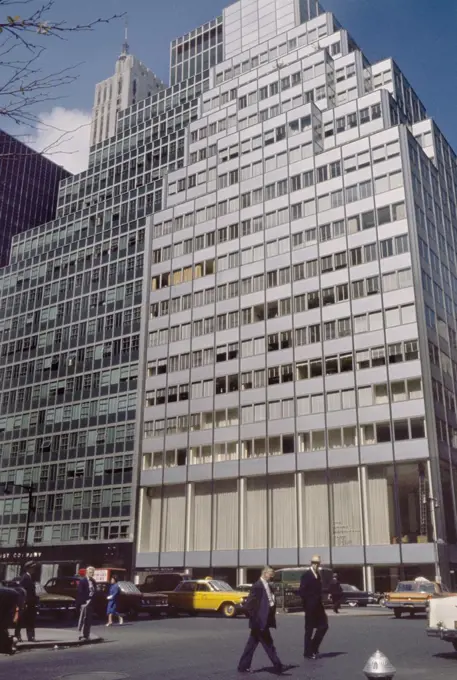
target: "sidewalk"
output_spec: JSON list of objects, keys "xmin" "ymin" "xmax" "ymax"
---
[{"xmin": 9, "ymin": 628, "xmax": 103, "ymax": 651}]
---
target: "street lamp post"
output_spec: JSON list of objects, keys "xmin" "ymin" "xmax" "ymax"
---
[{"xmin": 2, "ymin": 482, "xmax": 35, "ymax": 554}]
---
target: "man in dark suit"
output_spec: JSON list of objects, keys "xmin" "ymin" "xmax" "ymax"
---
[
  {"xmin": 0, "ymin": 586, "xmax": 20, "ymax": 654},
  {"xmin": 14, "ymin": 561, "xmax": 37, "ymax": 642},
  {"xmin": 299, "ymin": 555, "xmax": 328, "ymax": 659},
  {"xmin": 76, "ymin": 566, "xmax": 97, "ymax": 640},
  {"xmin": 238, "ymin": 566, "xmax": 285, "ymax": 675},
  {"xmin": 329, "ymin": 573, "xmax": 343, "ymax": 613}
]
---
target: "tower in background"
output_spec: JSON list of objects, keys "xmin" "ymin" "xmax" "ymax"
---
[{"xmin": 90, "ymin": 23, "xmax": 166, "ymax": 147}]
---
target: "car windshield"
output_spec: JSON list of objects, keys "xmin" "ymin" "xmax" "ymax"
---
[
  {"xmin": 396, "ymin": 582, "xmax": 435, "ymax": 594},
  {"xmin": 119, "ymin": 582, "xmax": 140, "ymax": 594},
  {"xmin": 342, "ymin": 584, "xmax": 359, "ymax": 591},
  {"xmin": 208, "ymin": 581, "xmax": 234, "ymax": 592}
]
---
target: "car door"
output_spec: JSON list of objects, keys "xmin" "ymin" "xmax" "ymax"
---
[
  {"xmin": 172, "ymin": 581, "xmax": 196, "ymax": 611},
  {"xmin": 45, "ymin": 578, "xmax": 58, "ymax": 595},
  {"xmin": 194, "ymin": 583, "xmax": 211, "ymax": 611}
]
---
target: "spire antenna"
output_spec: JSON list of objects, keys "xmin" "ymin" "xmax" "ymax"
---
[{"xmin": 121, "ymin": 17, "xmax": 129, "ymax": 55}]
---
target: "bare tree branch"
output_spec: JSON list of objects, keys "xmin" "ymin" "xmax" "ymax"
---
[{"xmin": 0, "ymin": 0, "xmax": 124, "ymax": 126}]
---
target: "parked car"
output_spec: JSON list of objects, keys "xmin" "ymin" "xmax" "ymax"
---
[
  {"xmin": 2, "ymin": 580, "xmax": 76, "ymax": 621},
  {"xmin": 94, "ymin": 581, "xmax": 168, "ymax": 619},
  {"xmin": 138, "ymin": 572, "xmax": 189, "ymax": 594},
  {"xmin": 271, "ymin": 567, "xmax": 334, "ymax": 611},
  {"xmin": 427, "ymin": 594, "xmax": 457, "ymax": 652},
  {"xmin": 35, "ymin": 583, "xmax": 76, "ymax": 620},
  {"xmin": 44, "ymin": 576, "xmax": 83, "ymax": 599},
  {"xmin": 385, "ymin": 579, "xmax": 452, "ymax": 618},
  {"xmin": 235, "ymin": 584, "xmax": 253, "ymax": 593},
  {"xmin": 165, "ymin": 579, "xmax": 247, "ymax": 618},
  {"xmin": 337, "ymin": 584, "xmax": 373, "ymax": 608},
  {"xmin": 45, "ymin": 576, "xmax": 167, "ymax": 619}
]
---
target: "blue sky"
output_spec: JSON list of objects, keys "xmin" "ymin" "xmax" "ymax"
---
[{"xmin": 6, "ymin": 0, "xmax": 456, "ymax": 170}]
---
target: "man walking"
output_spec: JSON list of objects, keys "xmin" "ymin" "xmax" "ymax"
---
[
  {"xmin": 238, "ymin": 566, "xmax": 286, "ymax": 675},
  {"xmin": 299, "ymin": 555, "xmax": 328, "ymax": 659},
  {"xmin": 0, "ymin": 585, "xmax": 20, "ymax": 655},
  {"xmin": 14, "ymin": 561, "xmax": 37, "ymax": 642},
  {"xmin": 76, "ymin": 566, "xmax": 97, "ymax": 641},
  {"xmin": 329, "ymin": 573, "xmax": 343, "ymax": 613}
]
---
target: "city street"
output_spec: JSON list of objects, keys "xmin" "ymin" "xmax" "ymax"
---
[{"xmin": 1, "ymin": 609, "xmax": 456, "ymax": 679}]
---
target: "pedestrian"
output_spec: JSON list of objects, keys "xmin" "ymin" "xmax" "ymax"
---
[
  {"xmin": 329, "ymin": 573, "xmax": 343, "ymax": 613},
  {"xmin": 299, "ymin": 555, "xmax": 329, "ymax": 660},
  {"xmin": 237, "ymin": 566, "xmax": 286, "ymax": 675},
  {"xmin": 106, "ymin": 575, "xmax": 124, "ymax": 626},
  {"xmin": 14, "ymin": 561, "xmax": 37, "ymax": 642},
  {"xmin": 76, "ymin": 565, "xmax": 97, "ymax": 640},
  {"xmin": 0, "ymin": 586, "xmax": 20, "ymax": 655}
]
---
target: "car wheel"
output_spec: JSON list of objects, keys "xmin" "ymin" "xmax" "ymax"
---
[
  {"xmin": 452, "ymin": 640, "xmax": 457, "ymax": 652},
  {"xmin": 167, "ymin": 606, "xmax": 179, "ymax": 618},
  {"xmin": 394, "ymin": 610, "xmax": 402, "ymax": 619},
  {"xmin": 378, "ymin": 596, "xmax": 386, "ymax": 607},
  {"xmin": 220, "ymin": 602, "xmax": 237, "ymax": 618},
  {"xmin": 347, "ymin": 600, "xmax": 358, "ymax": 608},
  {"xmin": 409, "ymin": 611, "xmax": 415, "ymax": 618},
  {"xmin": 128, "ymin": 609, "xmax": 139, "ymax": 620}
]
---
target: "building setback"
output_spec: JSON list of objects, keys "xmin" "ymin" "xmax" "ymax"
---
[
  {"xmin": 0, "ymin": 130, "xmax": 69, "ymax": 266},
  {"xmin": 138, "ymin": 0, "xmax": 457, "ymax": 592},
  {"xmin": 1, "ymin": 0, "xmax": 457, "ymax": 592},
  {"xmin": 0, "ymin": 25, "xmax": 215, "ymax": 581}
]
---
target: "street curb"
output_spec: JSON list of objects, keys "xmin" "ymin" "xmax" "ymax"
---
[{"xmin": 16, "ymin": 635, "xmax": 104, "ymax": 651}]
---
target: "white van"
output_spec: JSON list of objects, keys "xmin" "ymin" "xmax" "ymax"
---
[{"xmin": 427, "ymin": 594, "xmax": 457, "ymax": 652}]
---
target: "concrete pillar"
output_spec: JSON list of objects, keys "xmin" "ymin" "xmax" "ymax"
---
[
  {"xmin": 363, "ymin": 565, "xmax": 374, "ymax": 592},
  {"xmin": 239, "ymin": 477, "xmax": 246, "ymax": 550},
  {"xmin": 297, "ymin": 471, "xmax": 304, "ymax": 549},
  {"xmin": 185, "ymin": 482, "xmax": 193, "ymax": 553},
  {"xmin": 237, "ymin": 567, "xmax": 247, "ymax": 586}
]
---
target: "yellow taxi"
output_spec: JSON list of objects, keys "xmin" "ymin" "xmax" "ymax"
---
[{"xmin": 166, "ymin": 578, "xmax": 248, "ymax": 618}]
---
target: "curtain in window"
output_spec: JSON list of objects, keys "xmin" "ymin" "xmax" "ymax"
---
[
  {"xmin": 303, "ymin": 471, "xmax": 330, "ymax": 547},
  {"xmin": 190, "ymin": 482, "xmax": 211, "ymax": 551},
  {"xmin": 367, "ymin": 469, "xmax": 390, "ymax": 544},
  {"xmin": 139, "ymin": 488, "xmax": 162, "ymax": 553},
  {"xmin": 329, "ymin": 469, "xmax": 362, "ymax": 546},
  {"xmin": 213, "ymin": 479, "xmax": 239, "ymax": 550},
  {"xmin": 162, "ymin": 485, "xmax": 186, "ymax": 552},
  {"xmin": 268, "ymin": 475, "xmax": 297, "ymax": 548},
  {"xmin": 246, "ymin": 477, "xmax": 267, "ymax": 549}
]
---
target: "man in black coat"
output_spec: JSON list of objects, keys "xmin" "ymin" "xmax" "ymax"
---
[
  {"xmin": 0, "ymin": 586, "xmax": 20, "ymax": 654},
  {"xmin": 76, "ymin": 566, "xmax": 97, "ymax": 640},
  {"xmin": 238, "ymin": 566, "xmax": 285, "ymax": 674},
  {"xmin": 329, "ymin": 573, "xmax": 343, "ymax": 613},
  {"xmin": 14, "ymin": 561, "xmax": 37, "ymax": 642},
  {"xmin": 299, "ymin": 555, "xmax": 329, "ymax": 659}
]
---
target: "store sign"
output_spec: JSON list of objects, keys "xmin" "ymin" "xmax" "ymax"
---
[{"xmin": 0, "ymin": 551, "xmax": 43, "ymax": 563}]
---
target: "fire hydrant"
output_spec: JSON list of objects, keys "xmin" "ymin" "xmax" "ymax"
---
[{"xmin": 363, "ymin": 650, "xmax": 396, "ymax": 679}]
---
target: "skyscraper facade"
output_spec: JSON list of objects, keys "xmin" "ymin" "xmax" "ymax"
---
[
  {"xmin": 0, "ymin": 31, "xmax": 211, "ymax": 581},
  {"xmin": 137, "ymin": 0, "xmax": 457, "ymax": 592},
  {"xmin": 0, "ymin": 130, "xmax": 69, "ymax": 266},
  {"xmin": 1, "ymin": 0, "xmax": 457, "ymax": 592}
]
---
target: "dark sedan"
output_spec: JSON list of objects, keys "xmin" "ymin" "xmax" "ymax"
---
[
  {"xmin": 94, "ymin": 581, "xmax": 168, "ymax": 619},
  {"xmin": 333, "ymin": 584, "xmax": 374, "ymax": 607}
]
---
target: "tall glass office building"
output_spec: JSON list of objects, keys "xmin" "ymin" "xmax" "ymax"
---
[
  {"xmin": 0, "ymin": 130, "xmax": 69, "ymax": 267},
  {"xmin": 1, "ymin": 0, "xmax": 457, "ymax": 592},
  {"xmin": 137, "ymin": 0, "xmax": 457, "ymax": 592}
]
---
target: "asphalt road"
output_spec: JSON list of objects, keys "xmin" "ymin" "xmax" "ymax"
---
[{"xmin": 1, "ymin": 609, "xmax": 456, "ymax": 680}]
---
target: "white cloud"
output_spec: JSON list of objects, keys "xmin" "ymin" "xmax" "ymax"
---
[{"xmin": 25, "ymin": 107, "xmax": 92, "ymax": 174}]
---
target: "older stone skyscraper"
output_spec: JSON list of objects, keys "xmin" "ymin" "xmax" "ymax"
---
[{"xmin": 90, "ymin": 25, "xmax": 166, "ymax": 146}]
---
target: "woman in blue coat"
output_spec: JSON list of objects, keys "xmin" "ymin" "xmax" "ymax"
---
[{"xmin": 106, "ymin": 575, "xmax": 123, "ymax": 626}]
